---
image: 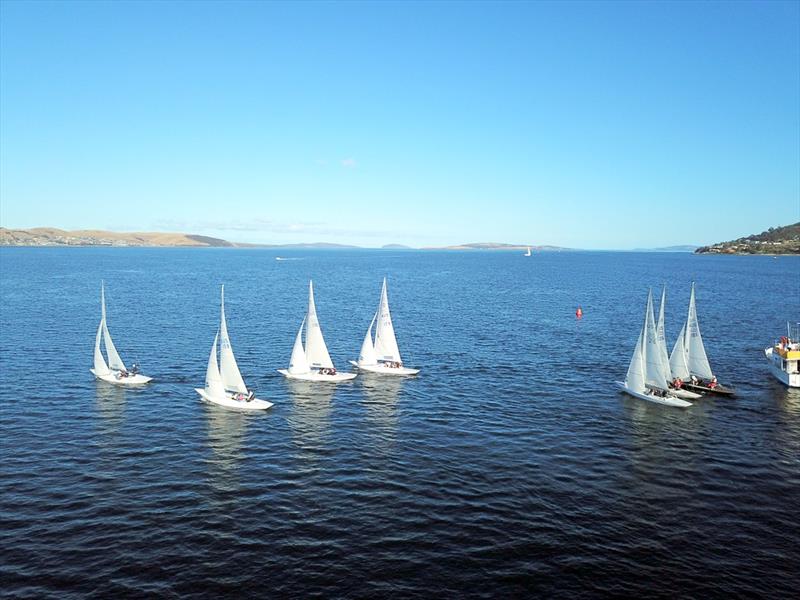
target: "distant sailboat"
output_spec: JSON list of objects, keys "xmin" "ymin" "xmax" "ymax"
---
[
  {"xmin": 616, "ymin": 289, "xmax": 692, "ymax": 407},
  {"xmin": 524, "ymin": 247, "xmax": 532, "ymax": 257},
  {"xmin": 195, "ymin": 286, "xmax": 273, "ymax": 410},
  {"xmin": 90, "ymin": 282, "xmax": 152, "ymax": 385},
  {"xmin": 278, "ymin": 281, "xmax": 357, "ymax": 382},
  {"xmin": 669, "ymin": 283, "xmax": 734, "ymax": 395},
  {"xmin": 350, "ymin": 278, "xmax": 420, "ymax": 375}
]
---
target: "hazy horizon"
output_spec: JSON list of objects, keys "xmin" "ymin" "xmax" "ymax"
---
[{"xmin": 1, "ymin": 1, "xmax": 798, "ymax": 249}]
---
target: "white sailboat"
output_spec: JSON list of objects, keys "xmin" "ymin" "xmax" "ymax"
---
[
  {"xmin": 656, "ymin": 286, "xmax": 701, "ymax": 400},
  {"xmin": 524, "ymin": 247, "xmax": 532, "ymax": 257},
  {"xmin": 616, "ymin": 289, "xmax": 693, "ymax": 408},
  {"xmin": 195, "ymin": 286, "xmax": 273, "ymax": 410},
  {"xmin": 90, "ymin": 282, "xmax": 152, "ymax": 385},
  {"xmin": 669, "ymin": 283, "xmax": 733, "ymax": 395},
  {"xmin": 349, "ymin": 278, "xmax": 420, "ymax": 376},
  {"xmin": 278, "ymin": 281, "xmax": 357, "ymax": 382}
]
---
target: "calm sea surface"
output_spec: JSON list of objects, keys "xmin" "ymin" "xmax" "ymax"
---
[{"xmin": 1, "ymin": 248, "xmax": 799, "ymax": 598}]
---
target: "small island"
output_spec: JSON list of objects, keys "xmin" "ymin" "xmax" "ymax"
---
[
  {"xmin": 421, "ymin": 242, "xmax": 568, "ymax": 251},
  {"xmin": 695, "ymin": 222, "xmax": 800, "ymax": 255}
]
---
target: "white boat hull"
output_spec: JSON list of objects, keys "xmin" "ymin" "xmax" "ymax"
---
[
  {"xmin": 195, "ymin": 388, "xmax": 273, "ymax": 410},
  {"xmin": 91, "ymin": 369, "xmax": 152, "ymax": 385},
  {"xmin": 348, "ymin": 360, "xmax": 420, "ymax": 376},
  {"xmin": 616, "ymin": 381, "xmax": 692, "ymax": 408},
  {"xmin": 765, "ymin": 348, "xmax": 800, "ymax": 387},
  {"xmin": 668, "ymin": 387, "xmax": 702, "ymax": 399},
  {"xmin": 277, "ymin": 369, "xmax": 357, "ymax": 382}
]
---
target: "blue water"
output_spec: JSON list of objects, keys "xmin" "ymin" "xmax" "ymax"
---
[{"xmin": 1, "ymin": 248, "xmax": 799, "ymax": 598}]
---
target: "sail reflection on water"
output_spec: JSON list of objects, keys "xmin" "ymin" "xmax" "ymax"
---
[{"xmin": 286, "ymin": 380, "xmax": 334, "ymax": 452}]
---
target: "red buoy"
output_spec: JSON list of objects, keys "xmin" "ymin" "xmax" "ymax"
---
[{"xmin": 576, "ymin": 307, "xmax": 583, "ymax": 319}]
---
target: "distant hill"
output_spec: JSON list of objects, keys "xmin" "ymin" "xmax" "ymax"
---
[
  {"xmin": 382, "ymin": 243, "xmax": 414, "ymax": 249},
  {"xmin": 633, "ymin": 245, "xmax": 699, "ymax": 252},
  {"xmin": 249, "ymin": 242, "xmax": 361, "ymax": 249},
  {"xmin": 0, "ymin": 227, "xmax": 234, "ymax": 247},
  {"xmin": 422, "ymin": 242, "xmax": 569, "ymax": 251},
  {"xmin": 695, "ymin": 223, "xmax": 800, "ymax": 254}
]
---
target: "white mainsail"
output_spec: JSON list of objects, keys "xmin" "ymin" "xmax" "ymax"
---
[
  {"xmin": 358, "ymin": 312, "xmax": 378, "ymax": 366},
  {"xmin": 100, "ymin": 283, "xmax": 127, "ymax": 371},
  {"xmin": 218, "ymin": 286, "xmax": 248, "ymax": 394},
  {"xmin": 625, "ymin": 303, "xmax": 647, "ymax": 393},
  {"xmin": 305, "ymin": 281, "xmax": 334, "ymax": 369},
  {"xmin": 374, "ymin": 278, "xmax": 402, "ymax": 363},
  {"xmin": 686, "ymin": 283, "xmax": 713, "ymax": 380},
  {"xmin": 645, "ymin": 289, "xmax": 671, "ymax": 390},
  {"xmin": 93, "ymin": 320, "xmax": 111, "ymax": 375},
  {"xmin": 205, "ymin": 332, "xmax": 226, "ymax": 398},
  {"xmin": 656, "ymin": 286, "xmax": 672, "ymax": 379},
  {"xmin": 669, "ymin": 323, "xmax": 691, "ymax": 381},
  {"xmin": 289, "ymin": 318, "xmax": 310, "ymax": 374}
]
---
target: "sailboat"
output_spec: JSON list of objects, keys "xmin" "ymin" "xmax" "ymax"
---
[
  {"xmin": 669, "ymin": 283, "xmax": 734, "ymax": 396},
  {"xmin": 656, "ymin": 286, "xmax": 701, "ymax": 400},
  {"xmin": 90, "ymin": 282, "xmax": 152, "ymax": 385},
  {"xmin": 524, "ymin": 247, "xmax": 532, "ymax": 257},
  {"xmin": 616, "ymin": 289, "xmax": 693, "ymax": 408},
  {"xmin": 195, "ymin": 286, "xmax": 273, "ymax": 410},
  {"xmin": 278, "ymin": 281, "xmax": 357, "ymax": 382},
  {"xmin": 349, "ymin": 278, "xmax": 420, "ymax": 376}
]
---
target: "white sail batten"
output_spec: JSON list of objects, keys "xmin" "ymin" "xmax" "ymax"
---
[
  {"xmin": 93, "ymin": 320, "xmax": 111, "ymax": 375},
  {"xmin": 289, "ymin": 319, "xmax": 310, "ymax": 374},
  {"xmin": 374, "ymin": 278, "xmax": 402, "ymax": 363},
  {"xmin": 669, "ymin": 323, "xmax": 690, "ymax": 380},
  {"xmin": 686, "ymin": 284, "xmax": 713, "ymax": 380},
  {"xmin": 304, "ymin": 281, "xmax": 334, "ymax": 369},
  {"xmin": 644, "ymin": 290, "xmax": 671, "ymax": 389},
  {"xmin": 358, "ymin": 312, "xmax": 379, "ymax": 366},
  {"xmin": 218, "ymin": 286, "xmax": 248, "ymax": 394},
  {"xmin": 205, "ymin": 332, "xmax": 226, "ymax": 397},
  {"xmin": 100, "ymin": 283, "xmax": 127, "ymax": 372}
]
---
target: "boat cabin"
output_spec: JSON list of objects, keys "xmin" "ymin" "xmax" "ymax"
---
[{"xmin": 774, "ymin": 342, "xmax": 800, "ymax": 375}]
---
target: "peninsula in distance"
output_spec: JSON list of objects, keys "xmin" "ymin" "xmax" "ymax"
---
[
  {"xmin": 1, "ymin": 224, "xmax": 799, "ymax": 253},
  {"xmin": 694, "ymin": 222, "xmax": 800, "ymax": 255},
  {"xmin": 0, "ymin": 227, "xmax": 572, "ymax": 250}
]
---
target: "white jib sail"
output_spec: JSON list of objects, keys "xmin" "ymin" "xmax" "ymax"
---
[
  {"xmin": 289, "ymin": 318, "xmax": 310, "ymax": 374},
  {"xmin": 205, "ymin": 332, "xmax": 225, "ymax": 398},
  {"xmin": 656, "ymin": 286, "xmax": 672, "ymax": 379},
  {"xmin": 100, "ymin": 283, "xmax": 126, "ymax": 372},
  {"xmin": 645, "ymin": 289, "xmax": 671, "ymax": 390},
  {"xmin": 686, "ymin": 283, "xmax": 713, "ymax": 380},
  {"xmin": 374, "ymin": 278, "xmax": 401, "ymax": 363},
  {"xmin": 304, "ymin": 281, "xmax": 334, "ymax": 369},
  {"xmin": 669, "ymin": 323, "xmax": 691, "ymax": 381},
  {"xmin": 93, "ymin": 319, "xmax": 110, "ymax": 375},
  {"xmin": 218, "ymin": 286, "xmax": 248, "ymax": 394},
  {"xmin": 625, "ymin": 305, "xmax": 647, "ymax": 393},
  {"xmin": 358, "ymin": 312, "xmax": 378, "ymax": 366}
]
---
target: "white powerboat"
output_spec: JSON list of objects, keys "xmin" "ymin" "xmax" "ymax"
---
[{"xmin": 765, "ymin": 322, "xmax": 800, "ymax": 387}]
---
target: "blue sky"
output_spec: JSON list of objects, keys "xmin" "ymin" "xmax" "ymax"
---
[{"xmin": 1, "ymin": 0, "xmax": 798, "ymax": 249}]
